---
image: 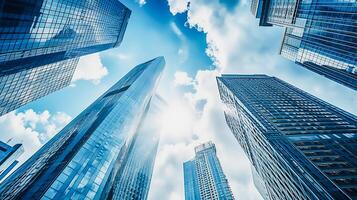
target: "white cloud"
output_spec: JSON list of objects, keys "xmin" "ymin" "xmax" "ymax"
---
[
  {"xmin": 151, "ymin": 68, "xmax": 261, "ymax": 200},
  {"xmin": 167, "ymin": 0, "xmax": 189, "ymax": 15},
  {"xmin": 170, "ymin": 22, "xmax": 184, "ymax": 37},
  {"xmin": 72, "ymin": 53, "xmax": 108, "ymax": 85},
  {"xmin": 138, "ymin": 0, "xmax": 146, "ymax": 6},
  {"xmin": 0, "ymin": 110, "xmax": 71, "ymax": 165},
  {"xmin": 149, "ymin": 143, "xmax": 195, "ymax": 200},
  {"xmin": 173, "ymin": 71, "xmax": 194, "ymax": 86}
]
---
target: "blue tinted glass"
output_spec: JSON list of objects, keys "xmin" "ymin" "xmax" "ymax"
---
[
  {"xmin": 217, "ymin": 75, "xmax": 357, "ymax": 199},
  {"xmin": 0, "ymin": 57, "xmax": 165, "ymax": 200}
]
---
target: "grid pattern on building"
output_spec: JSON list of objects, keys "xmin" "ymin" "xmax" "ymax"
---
[
  {"xmin": 0, "ymin": 0, "xmax": 130, "ymax": 67},
  {"xmin": 266, "ymin": 0, "xmax": 298, "ymax": 25},
  {"xmin": 250, "ymin": 0, "xmax": 263, "ymax": 17},
  {"xmin": 0, "ymin": 141, "xmax": 24, "ymax": 182},
  {"xmin": 184, "ymin": 160, "xmax": 201, "ymax": 200},
  {"xmin": 196, "ymin": 153, "xmax": 220, "ymax": 200},
  {"xmin": 301, "ymin": 61, "xmax": 357, "ymax": 90},
  {"xmin": 251, "ymin": 0, "xmax": 357, "ymax": 90},
  {"xmin": 0, "ymin": 58, "xmax": 78, "ymax": 115},
  {"xmin": 0, "ymin": 0, "xmax": 131, "ymax": 116},
  {"xmin": 184, "ymin": 142, "xmax": 235, "ymax": 200},
  {"xmin": 295, "ymin": 0, "xmax": 357, "ymax": 68},
  {"xmin": 0, "ymin": 57, "xmax": 165, "ymax": 200},
  {"xmin": 280, "ymin": 26, "xmax": 357, "ymax": 90},
  {"xmin": 217, "ymin": 74, "xmax": 357, "ymax": 200}
]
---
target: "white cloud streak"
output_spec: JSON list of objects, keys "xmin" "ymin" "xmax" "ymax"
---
[{"xmin": 171, "ymin": 22, "xmax": 189, "ymax": 63}]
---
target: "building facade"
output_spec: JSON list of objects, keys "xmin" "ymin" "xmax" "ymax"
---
[
  {"xmin": 0, "ymin": 57, "xmax": 165, "ymax": 200},
  {"xmin": 184, "ymin": 142, "xmax": 235, "ymax": 200},
  {"xmin": 250, "ymin": 0, "xmax": 357, "ymax": 90},
  {"xmin": 217, "ymin": 74, "xmax": 357, "ymax": 200},
  {"xmin": 0, "ymin": 141, "xmax": 24, "ymax": 182},
  {"xmin": 0, "ymin": 0, "xmax": 131, "ymax": 115},
  {"xmin": 111, "ymin": 95, "xmax": 165, "ymax": 200}
]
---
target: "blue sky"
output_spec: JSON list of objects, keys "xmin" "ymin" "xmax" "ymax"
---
[
  {"xmin": 0, "ymin": 0, "xmax": 356, "ymax": 199},
  {"xmin": 17, "ymin": 0, "xmax": 212, "ymax": 116}
]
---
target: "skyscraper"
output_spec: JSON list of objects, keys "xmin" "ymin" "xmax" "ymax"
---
[
  {"xmin": 250, "ymin": 0, "xmax": 357, "ymax": 90},
  {"xmin": 217, "ymin": 74, "xmax": 357, "ymax": 200},
  {"xmin": 183, "ymin": 142, "xmax": 235, "ymax": 200},
  {"xmin": 111, "ymin": 95, "xmax": 165, "ymax": 200},
  {"xmin": 0, "ymin": 57, "xmax": 165, "ymax": 200},
  {"xmin": 0, "ymin": 0, "xmax": 131, "ymax": 116},
  {"xmin": 0, "ymin": 141, "xmax": 24, "ymax": 182}
]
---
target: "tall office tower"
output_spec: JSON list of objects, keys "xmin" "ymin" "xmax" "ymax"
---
[
  {"xmin": 0, "ymin": 0, "xmax": 131, "ymax": 116},
  {"xmin": 0, "ymin": 141, "xmax": 24, "ymax": 182},
  {"xmin": 183, "ymin": 142, "xmax": 235, "ymax": 200},
  {"xmin": 217, "ymin": 74, "xmax": 357, "ymax": 200},
  {"xmin": 250, "ymin": 0, "xmax": 357, "ymax": 90},
  {"xmin": 111, "ymin": 95, "xmax": 165, "ymax": 200},
  {"xmin": 0, "ymin": 57, "xmax": 165, "ymax": 200}
]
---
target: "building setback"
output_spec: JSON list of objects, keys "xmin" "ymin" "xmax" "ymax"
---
[
  {"xmin": 0, "ymin": 141, "xmax": 24, "ymax": 182},
  {"xmin": 0, "ymin": 0, "xmax": 131, "ymax": 116},
  {"xmin": 250, "ymin": 0, "xmax": 357, "ymax": 90},
  {"xmin": 217, "ymin": 74, "xmax": 357, "ymax": 200},
  {"xmin": 184, "ymin": 142, "xmax": 235, "ymax": 200},
  {"xmin": 0, "ymin": 57, "xmax": 165, "ymax": 200}
]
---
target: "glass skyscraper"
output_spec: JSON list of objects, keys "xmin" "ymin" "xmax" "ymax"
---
[
  {"xmin": 183, "ymin": 142, "xmax": 235, "ymax": 200},
  {"xmin": 250, "ymin": 0, "xmax": 357, "ymax": 90},
  {"xmin": 217, "ymin": 74, "xmax": 357, "ymax": 200},
  {"xmin": 111, "ymin": 95, "xmax": 165, "ymax": 200},
  {"xmin": 0, "ymin": 57, "xmax": 165, "ymax": 200},
  {"xmin": 0, "ymin": 0, "xmax": 131, "ymax": 116},
  {"xmin": 0, "ymin": 141, "xmax": 24, "ymax": 182}
]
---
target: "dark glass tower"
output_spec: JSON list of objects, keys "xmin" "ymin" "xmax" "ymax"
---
[
  {"xmin": 0, "ymin": 141, "xmax": 24, "ymax": 182},
  {"xmin": 0, "ymin": 57, "xmax": 165, "ymax": 200},
  {"xmin": 250, "ymin": 0, "xmax": 357, "ymax": 90},
  {"xmin": 183, "ymin": 142, "xmax": 235, "ymax": 200},
  {"xmin": 0, "ymin": 0, "xmax": 131, "ymax": 116},
  {"xmin": 217, "ymin": 74, "xmax": 357, "ymax": 200},
  {"xmin": 111, "ymin": 95, "xmax": 165, "ymax": 200}
]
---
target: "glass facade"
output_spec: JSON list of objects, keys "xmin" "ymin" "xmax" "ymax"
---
[
  {"xmin": 0, "ymin": 58, "xmax": 78, "ymax": 115},
  {"xmin": 0, "ymin": 57, "xmax": 165, "ymax": 200},
  {"xmin": 0, "ymin": 141, "xmax": 24, "ymax": 182},
  {"xmin": 111, "ymin": 95, "xmax": 165, "ymax": 200},
  {"xmin": 0, "ymin": 0, "xmax": 131, "ymax": 116},
  {"xmin": 217, "ymin": 74, "xmax": 357, "ymax": 200},
  {"xmin": 183, "ymin": 142, "xmax": 235, "ymax": 200},
  {"xmin": 251, "ymin": 0, "xmax": 357, "ymax": 90}
]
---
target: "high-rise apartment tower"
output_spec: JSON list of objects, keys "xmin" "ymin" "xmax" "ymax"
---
[
  {"xmin": 250, "ymin": 0, "xmax": 357, "ymax": 90},
  {"xmin": 217, "ymin": 74, "xmax": 357, "ymax": 199},
  {"xmin": 184, "ymin": 142, "xmax": 235, "ymax": 200}
]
